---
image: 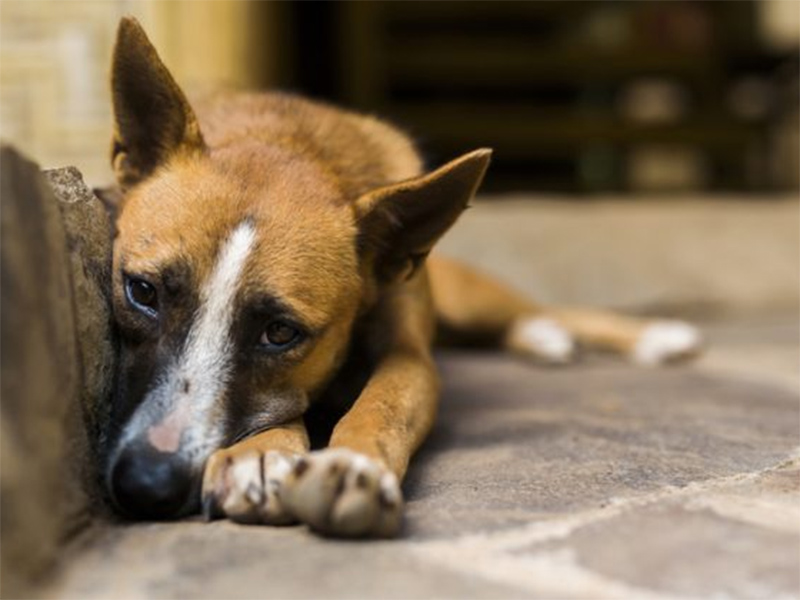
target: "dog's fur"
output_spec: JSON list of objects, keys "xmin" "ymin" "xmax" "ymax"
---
[{"xmin": 105, "ymin": 17, "xmax": 701, "ymax": 537}]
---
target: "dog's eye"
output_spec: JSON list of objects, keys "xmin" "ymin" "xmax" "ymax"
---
[
  {"xmin": 259, "ymin": 321, "xmax": 300, "ymax": 350},
  {"xmin": 125, "ymin": 277, "xmax": 158, "ymax": 317}
]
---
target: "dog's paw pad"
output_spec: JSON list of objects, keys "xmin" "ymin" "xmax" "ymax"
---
[
  {"xmin": 633, "ymin": 320, "xmax": 702, "ymax": 366},
  {"xmin": 508, "ymin": 317, "xmax": 576, "ymax": 364},
  {"xmin": 281, "ymin": 448, "xmax": 403, "ymax": 538},
  {"xmin": 202, "ymin": 449, "xmax": 298, "ymax": 525}
]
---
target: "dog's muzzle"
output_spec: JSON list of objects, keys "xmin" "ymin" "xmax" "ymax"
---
[{"xmin": 108, "ymin": 441, "xmax": 198, "ymax": 519}]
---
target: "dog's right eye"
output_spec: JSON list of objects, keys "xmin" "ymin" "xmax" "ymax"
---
[{"xmin": 125, "ymin": 277, "xmax": 159, "ymax": 317}]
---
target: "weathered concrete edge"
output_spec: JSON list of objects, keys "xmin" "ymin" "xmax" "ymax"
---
[{"xmin": 0, "ymin": 147, "xmax": 115, "ymax": 597}]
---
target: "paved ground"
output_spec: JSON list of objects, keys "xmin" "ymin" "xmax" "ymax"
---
[
  {"xmin": 438, "ymin": 197, "xmax": 799, "ymax": 316},
  {"xmin": 48, "ymin": 314, "xmax": 799, "ymax": 599}
]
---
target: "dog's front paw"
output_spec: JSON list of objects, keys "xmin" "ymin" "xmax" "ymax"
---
[
  {"xmin": 202, "ymin": 448, "xmax": 299, "ymax": 525},
  {"xmin": 280, "ymin": 448, "xmax": 403, "ymax": 538}
]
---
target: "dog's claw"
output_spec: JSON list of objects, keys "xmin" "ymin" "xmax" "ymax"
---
[
  {"xmin": 245, "ymin": 481, "xmax": 264, "ymax": 505},
  {"xmin": 200, "ymin": 447, "xmax": 403, "ymax": 536},
  {"xmin": 280, "ymin": 448, "xmax": 403, "ymax": 538}
]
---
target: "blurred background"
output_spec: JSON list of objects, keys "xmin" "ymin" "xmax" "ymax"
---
[
  {"xmin": 1, "ymin": 0, "xmax": 798, "ymax": 193},
  {"xmin": 1, "ymin": 0, "xmax": 798, "ymax": 315}
]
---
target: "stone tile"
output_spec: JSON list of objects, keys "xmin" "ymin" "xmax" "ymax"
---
[
  {"xmin": 519, "ymin": 502, "xmax": 800, "ymax": 599},
  {"xmin": 404, "ymin": 354, "xmax": 800, "ymax": 538},
  {"xmin": 698, "ymin": 316, "xmax": 800, "ymax": 392},
  {"xmin": 52, "ymin": 522, "xmax": 527, "ymax": 599},
  {"xmin": 683, "ymin": 464, "xmax": 800, "ymax": 533}
]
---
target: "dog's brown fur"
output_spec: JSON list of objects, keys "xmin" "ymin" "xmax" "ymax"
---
[{"xmin": 105, "ymin": 17, "xmax": 700, "ymax": 537}]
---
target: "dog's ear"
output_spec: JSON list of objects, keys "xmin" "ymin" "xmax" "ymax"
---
[
  {"xmin": 110, "ymin": 17, "xmax": 205, "ymax": 189},
  {"xmin": 355, "ymin": 149, "xmax": 491, "ymax": 282}
]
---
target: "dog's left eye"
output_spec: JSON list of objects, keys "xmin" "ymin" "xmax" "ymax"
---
[
  {"xmin": 259, "ymin": 320, "xmax": 301, "ymax": 350},
  {"xmin": 125, "ymin": 276, "xmax": 159, "ymax": 317}
]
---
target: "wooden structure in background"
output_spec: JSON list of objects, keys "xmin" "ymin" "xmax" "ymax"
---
[
  {"xmin": 283, "ymin": 1, "xmax": 795, "ymax": 193},
  {"xmin": 2, "ymin": 0, "xmax": 794, "ymax": 193},
  {"xmin": 141, "ymin": 0, "xmax": 283, "ymax": 91}
]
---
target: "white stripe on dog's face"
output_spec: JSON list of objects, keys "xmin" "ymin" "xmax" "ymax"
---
[
  {"xmin": 181, "ymin": 220, "xmax": 256, "ymax": 416},
  {"xmin": 123, "ymin": 221, "xmax": 256, "ymax": 460}
]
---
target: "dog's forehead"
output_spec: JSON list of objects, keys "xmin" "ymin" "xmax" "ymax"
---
[
  {"xmin": 116, "ymin": 155, "xmax": 361, "ymax": 326},
  {"xmin": 119, "ymin": 150, "xmax": 350, "ymax": 254},
  {"xmin": 244, "ymin": 218, "xmax": 361, "ymax": 329}
]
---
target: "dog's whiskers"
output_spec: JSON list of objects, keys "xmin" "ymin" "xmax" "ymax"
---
[{"xmin": 230, "ymin": 421, "xmax": 277, "ymax": 445}]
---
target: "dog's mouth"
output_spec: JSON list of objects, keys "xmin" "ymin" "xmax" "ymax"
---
[{"xmin": 228, "ymin": 420, "xmax": 277, "ymax": 446}]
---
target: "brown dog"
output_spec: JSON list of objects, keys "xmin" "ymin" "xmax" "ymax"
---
[{"xmin": 105, "ymin": 17, "xmax": 701, "ymax": 537}]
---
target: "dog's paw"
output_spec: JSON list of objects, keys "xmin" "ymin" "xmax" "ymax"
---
[
  {"xmin": 280, "ymin": 448, "xmax": 403, "ymax": 538},
  {"xmin": 201, "ymin": 448, "xmax": 299, "ymax": 525},
  {"xmin": 633, "ymin": 320, "xmax": 703, "ymax": 366},
  {"xmin": 507, "ymin": 317, "xmax": 576, "ymax": 364}
]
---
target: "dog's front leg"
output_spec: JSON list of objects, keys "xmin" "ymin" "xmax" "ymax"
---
[
  {"xmin": 201, "ymin": 417, "xmax": 309, "ymax": 524},
  {"xmin": 280, "ymin": 348, "xmax": 439, "ymax": 538}
]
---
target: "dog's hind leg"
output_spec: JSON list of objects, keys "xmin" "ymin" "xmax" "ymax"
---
[{"xmin": 428, "ymin": 255, "xmax": 701, "ymax": 366}]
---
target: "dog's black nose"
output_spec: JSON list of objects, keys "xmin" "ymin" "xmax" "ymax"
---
[{"xmin": 110, "ymin": 444, "xmax": 195, "ymax": 519}]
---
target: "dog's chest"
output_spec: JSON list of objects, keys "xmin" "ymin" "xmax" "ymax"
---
[{"xmin": 303, "ymin": 336, "xmax": 375, "ymax": 448}]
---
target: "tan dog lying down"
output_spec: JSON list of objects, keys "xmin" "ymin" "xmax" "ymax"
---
[{"xmin": 104, "ymin": 17, "xmax": 701, "ymax": 537}]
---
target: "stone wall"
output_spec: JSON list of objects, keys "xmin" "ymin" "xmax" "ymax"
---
[{"xmin": 0, "ymin": 147, "xmax": 115, "ymax": 598}]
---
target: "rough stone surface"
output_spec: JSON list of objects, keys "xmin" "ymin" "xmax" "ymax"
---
[
  {"xmin": 0, "ymin": 150, "xmax": 113, "ymax": 597},
  {"xmin": 530, "ymin": 502, "xmax": 799, "ymax": 598},
  {"xmin": 1, "ymin": 147, "xmax": 83, "ymax": 597},
  {"xmin": 44, "ymin": 166, "xmax": 116, "ymax": 466},
  {"xmin": 404, "ymin": 358, "xmax": 798, "ymax": 539},
  {"xmin": 48, "ymin": 316, "xmax": 800, "ymax": 599}
]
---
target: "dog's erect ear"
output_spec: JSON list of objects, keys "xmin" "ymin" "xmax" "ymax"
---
[
  {"xmin": 110, "ymin": 17, "xmax": 205, "ymax": 189},
  {"xmin": 356, "ymin": 149, "xmax": 491, "ymax": 282}
]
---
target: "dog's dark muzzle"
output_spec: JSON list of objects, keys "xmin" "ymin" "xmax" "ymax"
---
[{"xmin": 109, "ymin": 442, "xmax": 198, "ymax": 519}]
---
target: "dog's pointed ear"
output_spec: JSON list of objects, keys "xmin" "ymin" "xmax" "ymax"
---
[
  {"xmin": 110, "ymin": 17, "xmax": 205, "ymax": 189},
  {"xmin": 355, "ymin": 149, "xmax": 491, "ymax": 282}
]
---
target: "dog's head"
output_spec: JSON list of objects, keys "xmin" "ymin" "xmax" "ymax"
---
[{"xmin": 105, "ymin": 17, "xmax": 490, "ymax": 519}]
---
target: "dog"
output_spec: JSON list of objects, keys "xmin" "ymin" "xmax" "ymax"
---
[{"xmin": 104, "ymin": 17, "xmax": 701, "ymax": 537}]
